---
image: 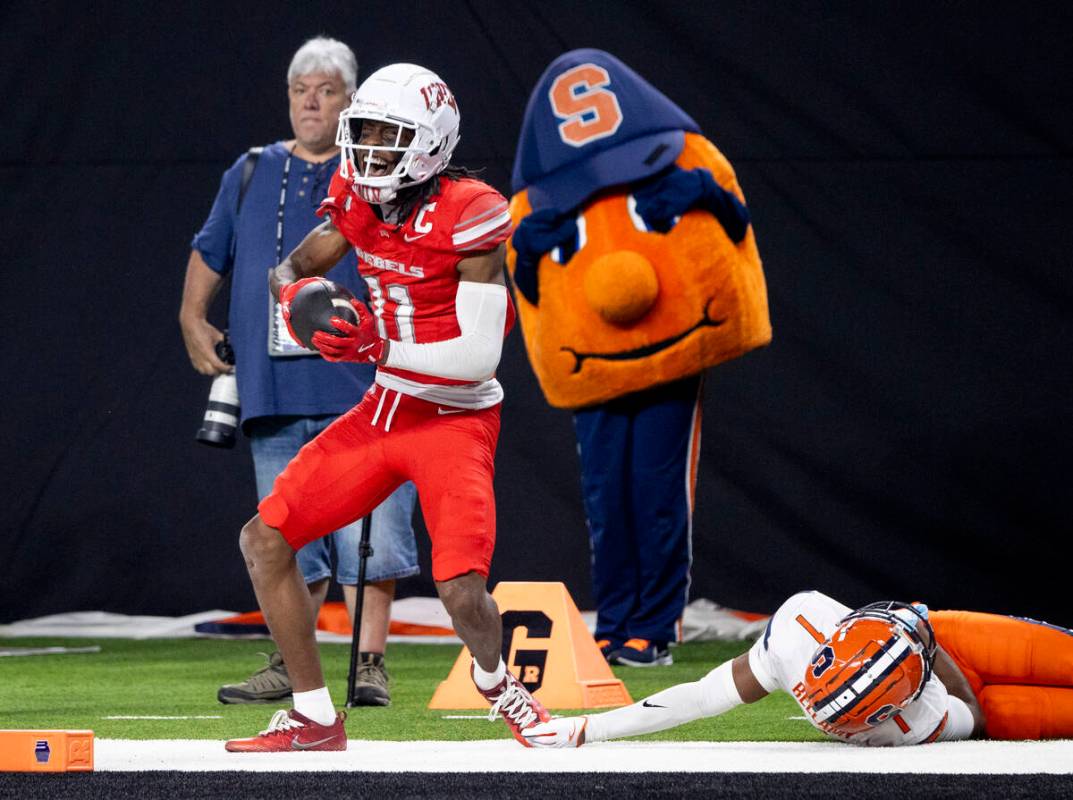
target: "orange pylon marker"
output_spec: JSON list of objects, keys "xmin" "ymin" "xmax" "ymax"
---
[
  {"xmin": 0, "ymin": 730, "xmax": 93, "ymax": 772},
  {"xmin": 429, "ymin": 581, "xmax": 632, "ymax": 709}
]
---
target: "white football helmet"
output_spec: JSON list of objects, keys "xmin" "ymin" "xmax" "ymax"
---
[{"xmin": 336, "ymin": 63, "xmax": 461, "ymax": 204}]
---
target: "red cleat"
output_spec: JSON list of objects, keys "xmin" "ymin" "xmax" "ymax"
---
[
  {"xmin": 473, "ymin": 667, "xmax": 551, "ymax": 747},
  {"xmin": 225, "ymin": 708, "xmax": 347, "ymax": 752}
]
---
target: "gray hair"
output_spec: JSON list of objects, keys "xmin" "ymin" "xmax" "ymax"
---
[{"xmin": 287, "ymin": 37, "xmax": 358, "ymax": 92}]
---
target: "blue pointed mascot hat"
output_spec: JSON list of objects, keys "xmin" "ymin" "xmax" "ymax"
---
[{"xmin": 511, "ymin": 48, "xmax": 700, "ymax": 214}]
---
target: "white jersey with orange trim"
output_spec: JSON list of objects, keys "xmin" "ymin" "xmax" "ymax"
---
[
  {"xmin": 748, "ymin": 591, "xmax": 969, "ymax": 746},
  {"xmin": 319, "ymin": 172, "xmax": 515, "ymax": 408}
]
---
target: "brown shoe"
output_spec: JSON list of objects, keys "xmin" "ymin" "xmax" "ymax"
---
[
  {"xmin": 351, "ymin": 652, "xmax": 391, "ymax": 707},
  {"xmin": 218, "ymin": 651, "xmax": 292, "ymax": 704}
]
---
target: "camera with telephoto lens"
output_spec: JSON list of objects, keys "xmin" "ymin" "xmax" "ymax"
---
[{"xmin": 195, "ymin": 332, "xmax": 239, "ymax": 448}]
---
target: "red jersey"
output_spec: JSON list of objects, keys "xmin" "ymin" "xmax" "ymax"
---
[{"xmin": 319, "ymin": 172, "xmax": 514, "ymax": 408}]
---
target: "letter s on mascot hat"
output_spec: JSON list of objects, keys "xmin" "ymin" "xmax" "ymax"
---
[{"xmin": 507, "ymin": 49, "xmax": 772, "ymax": 409}]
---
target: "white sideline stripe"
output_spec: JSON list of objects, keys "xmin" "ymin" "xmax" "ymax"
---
[
  {"xmin": 103, "ymin": 716, "xmax": 224, "ymax": 720},
  {"xmin": 441, "ymin": 715, "xmax": 491, "ymax": 720},
  {"xmin": 442, "ymin": 714, "xmax": 570, "ymax": 721},
  {"xmin": 0, "ymin": 646, "xmax": 101, "ymax": 657},
  {"xmin": 95, "ymin": 738, "xmax": 1073, "ymax": 773}
]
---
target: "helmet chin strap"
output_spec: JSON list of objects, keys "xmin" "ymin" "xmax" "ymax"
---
[{"xmin": 347, "ymin": 176, "xmax": 420, "ymax": 226}]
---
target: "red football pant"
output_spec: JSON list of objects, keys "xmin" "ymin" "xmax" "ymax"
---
[
  {"xmin": 931, "ymin": 609, "xmax": 1073, "ymax": 740},
  {"xmin": 259, "ymin": 385, "xmax": 500, "ymax": 582}
]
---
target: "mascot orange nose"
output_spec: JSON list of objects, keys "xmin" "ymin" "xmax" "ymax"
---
[{"xmin": 583, "ymin": 251, "xmax": 659, "ymax": 325}]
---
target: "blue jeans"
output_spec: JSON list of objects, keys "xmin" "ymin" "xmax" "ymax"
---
[{"xmin": 249, "ymin": 415, "xmax": 419, "ymax": 585}]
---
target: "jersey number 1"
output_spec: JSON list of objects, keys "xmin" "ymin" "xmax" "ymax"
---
[{"xmin": 363, "ymin": 276, "xmax": 415, "ymax": 343}]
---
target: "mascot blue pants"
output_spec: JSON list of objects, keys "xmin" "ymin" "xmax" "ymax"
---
[{"xmin": 574, "ymin": 374, "xmax": 703, "ymax": 647}]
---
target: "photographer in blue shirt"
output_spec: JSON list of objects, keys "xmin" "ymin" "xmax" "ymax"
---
[{"xmin": 179, "ymin": 37, "xmax": 417, "ymax": 707}]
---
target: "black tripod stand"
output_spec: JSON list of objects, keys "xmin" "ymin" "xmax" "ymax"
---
[{"xmin": 345, "ymin": 511, "xmax": 374, "ymax": 708}]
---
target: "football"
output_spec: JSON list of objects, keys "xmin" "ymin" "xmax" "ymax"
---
[{"xmin": 287, "ymin": 278, "xmax": 360, "ymax": 350}]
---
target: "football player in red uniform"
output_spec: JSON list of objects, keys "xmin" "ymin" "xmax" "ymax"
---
[{"xmin": 225, "ymin": 63, "xmax": 549, "ymax": 752}]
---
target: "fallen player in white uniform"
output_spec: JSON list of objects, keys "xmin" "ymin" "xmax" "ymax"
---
[{"xmin": 523, "ymin": 591, "xmax": 984, "ymax": 747}]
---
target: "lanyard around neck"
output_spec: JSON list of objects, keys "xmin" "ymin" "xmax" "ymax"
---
[{"xmin": 274, "ymin": 144, "xmax": 297, "ymax": 264}]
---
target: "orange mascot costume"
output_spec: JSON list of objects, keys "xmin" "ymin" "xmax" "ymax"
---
[{"xmin": 507, "ymin": 49, "xmax": 770, "ymax": 664}]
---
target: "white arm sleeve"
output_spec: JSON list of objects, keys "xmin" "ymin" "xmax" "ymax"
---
[
  {"xmin": 382, "ymin": 281, "xmax": 507, "ymax": 382},
  {"xmin": 586, "ymin": 660, "xmax": 743, "ymax": 743}
]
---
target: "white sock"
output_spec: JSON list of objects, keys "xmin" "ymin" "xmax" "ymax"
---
[
  {"xmin": 292, "ymin": 687, "xmax": 336, "ymax": 727},
  {"xmin": 586, "ymin": 660, "xmax": 742, "ymax": 743},
  {"xmin": 471, "ymin": 657, "xmax": 507, "ymax": 691}
]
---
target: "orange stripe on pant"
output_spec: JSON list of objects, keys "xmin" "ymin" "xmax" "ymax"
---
[
  {"xmin": 931, "ymin": 609, "xmax": 1073, "ymax": 739},
  {"xmin": 686, "ymin": 377, "xmax": 703, "ymax": 516}
]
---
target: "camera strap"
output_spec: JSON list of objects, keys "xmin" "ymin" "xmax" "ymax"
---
[
  {"xmin": 238, "ymin": 146, "xmax": 264, "ymax": 214},
  {"xmin": 222, "ymin": 146, "xmax": 265, "ymax": 324}
]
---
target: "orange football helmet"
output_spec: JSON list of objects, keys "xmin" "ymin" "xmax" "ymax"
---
[{"xmin": 802, "ymin": 601, "xmax": 936, "ymax": 736}]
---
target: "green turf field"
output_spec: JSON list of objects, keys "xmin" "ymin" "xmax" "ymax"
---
[{"xmin": 0, "ymin": 638, "xmax": 825, "ymax": 743}]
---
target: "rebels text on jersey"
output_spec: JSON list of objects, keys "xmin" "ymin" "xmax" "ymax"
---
[
  {"xmin": 747, "ymin": 591, "xmax": 964, "ymax": 746},
  {"xmin": 318, "ymin": 171, "xmax": 515, "ymax": 406}
]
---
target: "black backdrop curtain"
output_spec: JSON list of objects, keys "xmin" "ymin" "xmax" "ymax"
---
[{"xmin": 2, "ymin": 2, "xmax": 1070, "ymax": 623}]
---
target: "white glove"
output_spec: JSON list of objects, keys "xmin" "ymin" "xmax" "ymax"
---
[{"xmin": 521, "ymin": 716, "xmax": 589, "ymax": 748}]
